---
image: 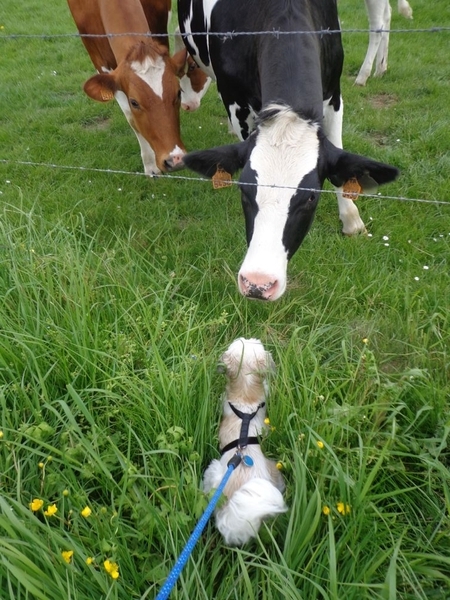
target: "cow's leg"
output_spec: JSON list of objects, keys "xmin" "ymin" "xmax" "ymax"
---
[
  {"xmin": 115, "ymin": 90, "xmax": 158, "ymax": 175},
  {"xmin": 373, "ymin": 1, "xmax": 391, "ymax": 78},
  {"xmin": 323, "ymin": 98, "xmax": 366, "ymax": 235},
  {"xmin": 398, "ymin": 0, "xmax": 413, "ymax": 19},
  {"xmin": 355, "ymin": 0, "xmax": 387, "ymax": 86}
]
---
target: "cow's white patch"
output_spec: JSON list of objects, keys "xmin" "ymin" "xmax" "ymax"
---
[
  {"xmin": 136, "ymin": 131, "xmax": 159, "ymax": 175},
  {"xmin": 131, "ymin": 55, "xmax": 165, "ymax": 99},
  {"xmin": 116, "ymin": 91, "xmax": 158, "ymax": 174},
  {"xmin": 181, "ymin": 74, "xmax": 211, "ymax": 111},
  {"xmin": 181, "ymin": 0, "xmax": 219, "ymax": 78},
  {"xmin": 115, "ymin": 90, "xmax": 132, "ymax": 120},
  {"xmin": 169, "ymin": 144, "xmax": 184, "ymax": 158},
  {"xmin": 228, "ymin": 103, "xmax": 256, "ymax": 141},
  {"xmin": 239, "ymin": 105, "xmax": 320, "ymax": 298},
  {"xmin": 322, "ymin": 97, "xmax": 366, "ymax": 235}
]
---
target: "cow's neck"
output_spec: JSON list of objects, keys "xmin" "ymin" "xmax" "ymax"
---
[{"xmin": 98, "ymin": 0, "xmax": 159, "ymax": 62}]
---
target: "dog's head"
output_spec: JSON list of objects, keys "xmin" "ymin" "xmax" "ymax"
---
[{"xmin": 218, "ymin": 338, "xmax": 276, "ymax": 396}]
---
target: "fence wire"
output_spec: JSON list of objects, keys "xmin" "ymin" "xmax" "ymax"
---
[
  {"xmin": 1, "ymin": 25, "xmax": 449, "ymax": 207},
  {"xmin": 1, "ymin": 27, "xmax": 450, "ymax": 40},
  {"xmin": 1, "ymin": 159, "xmax": 448, "ymax": 207}
]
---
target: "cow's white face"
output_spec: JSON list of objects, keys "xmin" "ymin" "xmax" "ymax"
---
[
  {"xmin": 182, "ymin": 103, "xmax": 399, "ymax": 301},
  {"xmin": 237, "ymin": 108, "xmax": 321, "ymax": 300},
  {"xmin": 180, "ymin": 57, "xmax": 212, "ymax": 112}
]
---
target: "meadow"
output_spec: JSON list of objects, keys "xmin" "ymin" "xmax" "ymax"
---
[{"xmin": 0, "ymin": 0, "xmax": 449, "ymax": 598}]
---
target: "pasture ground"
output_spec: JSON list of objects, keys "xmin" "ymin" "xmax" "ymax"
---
[{"xmin": 0, "ymin": 1, "xmax": 449, "ymax": 598}]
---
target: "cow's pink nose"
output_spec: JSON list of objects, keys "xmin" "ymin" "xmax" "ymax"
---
[
  {"xmin": 238, "ymin": 273, "xmax": 279, "ymax": 300},
  {"xmin": 181, "ymin": 102, "xmax": 199, "ymax": 112}
]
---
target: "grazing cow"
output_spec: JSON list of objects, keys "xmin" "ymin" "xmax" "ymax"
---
[
  {"xmin": 355, "ymin": 0, "xmax": 413, "ymax": 85},
  {"xmin": 140, "ymin": 0, "xmax": 211, "ymax": 111},
  {"xmin": 67, "ymin": 0, "xmax": 187, "ymax": 175},
  {"xmin": 178, "ymin": 0, "xmax": 399, "ymax": 301},
  {"xmin": 174, "ymin": 27, "xmax": 212, "ymax": 112}
]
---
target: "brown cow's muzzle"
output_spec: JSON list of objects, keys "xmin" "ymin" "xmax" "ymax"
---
[{"xmin": 163, "ymin": 149, "xmax": 186, "ymax": 172}]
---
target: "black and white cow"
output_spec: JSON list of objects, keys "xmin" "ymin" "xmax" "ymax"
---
[{"xmin": 178, "ymin": 0, "xmax": 399, "ymax": 300}]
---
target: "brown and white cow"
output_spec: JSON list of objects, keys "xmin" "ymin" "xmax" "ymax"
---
[
  {"xmin": 173, "ymin": 26, "xmax": 211, "ymax": 111},
  {"xmin": 67, "ymin": 0, "xmax": 187, "ymax": 175}
]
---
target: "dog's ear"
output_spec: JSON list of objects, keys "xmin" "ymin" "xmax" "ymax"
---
[
  {"xmin": 219, "ymin": 350, "xmax": 242, "ymax": 378},
  {"xmin": 256, "ymin": 351, "xmax": 276, "ymax": 374}
]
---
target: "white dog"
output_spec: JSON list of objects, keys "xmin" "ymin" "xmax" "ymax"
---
[{"xmin": 203, "ymin": 338, "xmax": 288, "ymax": 546}]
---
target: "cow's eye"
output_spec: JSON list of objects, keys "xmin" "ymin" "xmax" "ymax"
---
[
  {"xmin": 129, "ymin": 98, "xmax": 140, "ymax": 110},
  {"xmin": 308, "ymin": 194, "xmax": 316, "ymax": 203}
]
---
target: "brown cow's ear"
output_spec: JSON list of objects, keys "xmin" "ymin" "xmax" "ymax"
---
[
  {"xmin": 172, "ymin": 47, "xmax": 188, "ymax": 78},
  {"xmin": 83, "ymin": 73, "xmax": 116, "ymax": 103}
]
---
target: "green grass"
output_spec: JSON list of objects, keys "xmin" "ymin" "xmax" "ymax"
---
[{"xmin": 0, "ymin": 1, "xmax": 450, "ymax": 598}]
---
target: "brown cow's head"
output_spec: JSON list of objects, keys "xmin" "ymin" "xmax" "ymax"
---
[{"xmin": 83, "ymin": 41, "xmax": 187, "ymax": 175}]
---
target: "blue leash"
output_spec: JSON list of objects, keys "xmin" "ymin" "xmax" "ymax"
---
[{"xmin": 155, "ymin": 453, "xmax": 242, "ymax": 600}]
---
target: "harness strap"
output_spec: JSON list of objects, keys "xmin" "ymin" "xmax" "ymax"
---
[
  {"xmin": 219, "ymin": 402, "xmax": 265, "ymax": 455},
  {"xmin": 220, "ymin": 436, "xmax": 259, "ymax": 456}
]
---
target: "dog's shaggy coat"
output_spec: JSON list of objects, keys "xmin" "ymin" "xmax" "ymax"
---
[{"xmin": 203, "ymin": 338, "xmax": 288, "ymax": 546}]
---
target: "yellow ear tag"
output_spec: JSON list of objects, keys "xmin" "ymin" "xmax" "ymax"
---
[
  {"xmin": 212, "ymin": 166, "xmax": 232, "ymax": 189},
  {"xmin": 342, "ymin": 177, "xmax": 362, "ymax": 201},
  {"xmin": 101, "ymin": 89, "xmax": 114, "ymax": 101}
]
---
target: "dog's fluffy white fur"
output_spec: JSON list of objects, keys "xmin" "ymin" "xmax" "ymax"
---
[{"xmin": 203, "ymin": 337, "xmax": 288, "ymax": 546}]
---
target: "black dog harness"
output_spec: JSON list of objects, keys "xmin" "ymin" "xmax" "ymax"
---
[{"xmin": 220, "ymin": 402, "xmax": 265, "ymax": 455}]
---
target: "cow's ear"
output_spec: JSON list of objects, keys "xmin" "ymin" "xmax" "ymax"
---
[
  {"xmin": 172, "ymin": 47, "xmax": 188, "ymax": 78},
  {"xmin": 182, "ymin": 141, "xmax": 251, "ymax": 178},
  {"xmin": 324, "ymin": 140, "xmax": 399, "ymax": 192},
  {"xmin": 83, "ymin": 73, "xmax": 117, "ymax": 103}
]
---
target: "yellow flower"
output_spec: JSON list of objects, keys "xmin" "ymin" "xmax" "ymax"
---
[
  {"xmin": 362, "ymin": 338, "xmax": 369, "ymax": 344},
  {"xmin": 104, "ymin": 559, "xmax": 119, "ymax": 580},
  {"xmin": 81, "ymin": 506, "xmax": 92, "ymax": 518},
  {"xmin": 62, "ymin": 550, "xmax": 74, "ymax": 563},
  {"xmin": 337, "ymin": 502, "xmax": 351, "ymax": 515},
  {"xmin": 29, "ymin": 498, "xmax": 44, "ymax": 512},
  {"xmin": 264, "ymin": 417, "xmax": 270, "ymax": 425},
  {"xmin": 316, "ymin": 440, "xmax": 324, "ymax": 449},
  {"xmin": 38, "ymin": 462, "xmax": 45, "ymax": 469},
  {"xmin": 0, "ymin": 430, "xmax": 4, "ymax": 438},
  {"xmin": 322, "ymin": 505, "xmax": 331, "ymax": 516},
  {"xmin": 44, "ymin": 503, "xmax": 58, "ymax": 517},
  {"xmin": 86, "ymin": 557, "xmax": 94, "ymax": 565},
  {"xmin": 276, "ymin": 461, "xmax": 283, "ymax": 470}
]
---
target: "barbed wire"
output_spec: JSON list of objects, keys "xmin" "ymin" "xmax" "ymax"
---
[
  {"xmin": 0, "ymin": 27, "xmax": 449, "ymax": 41},
  {"xmin": 1, "ymin": 25, "xmax": 448, "ymax": 208},
  {"xmin": 0, "ymin": 159, "xmax": 448, "ymax": 206}
]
